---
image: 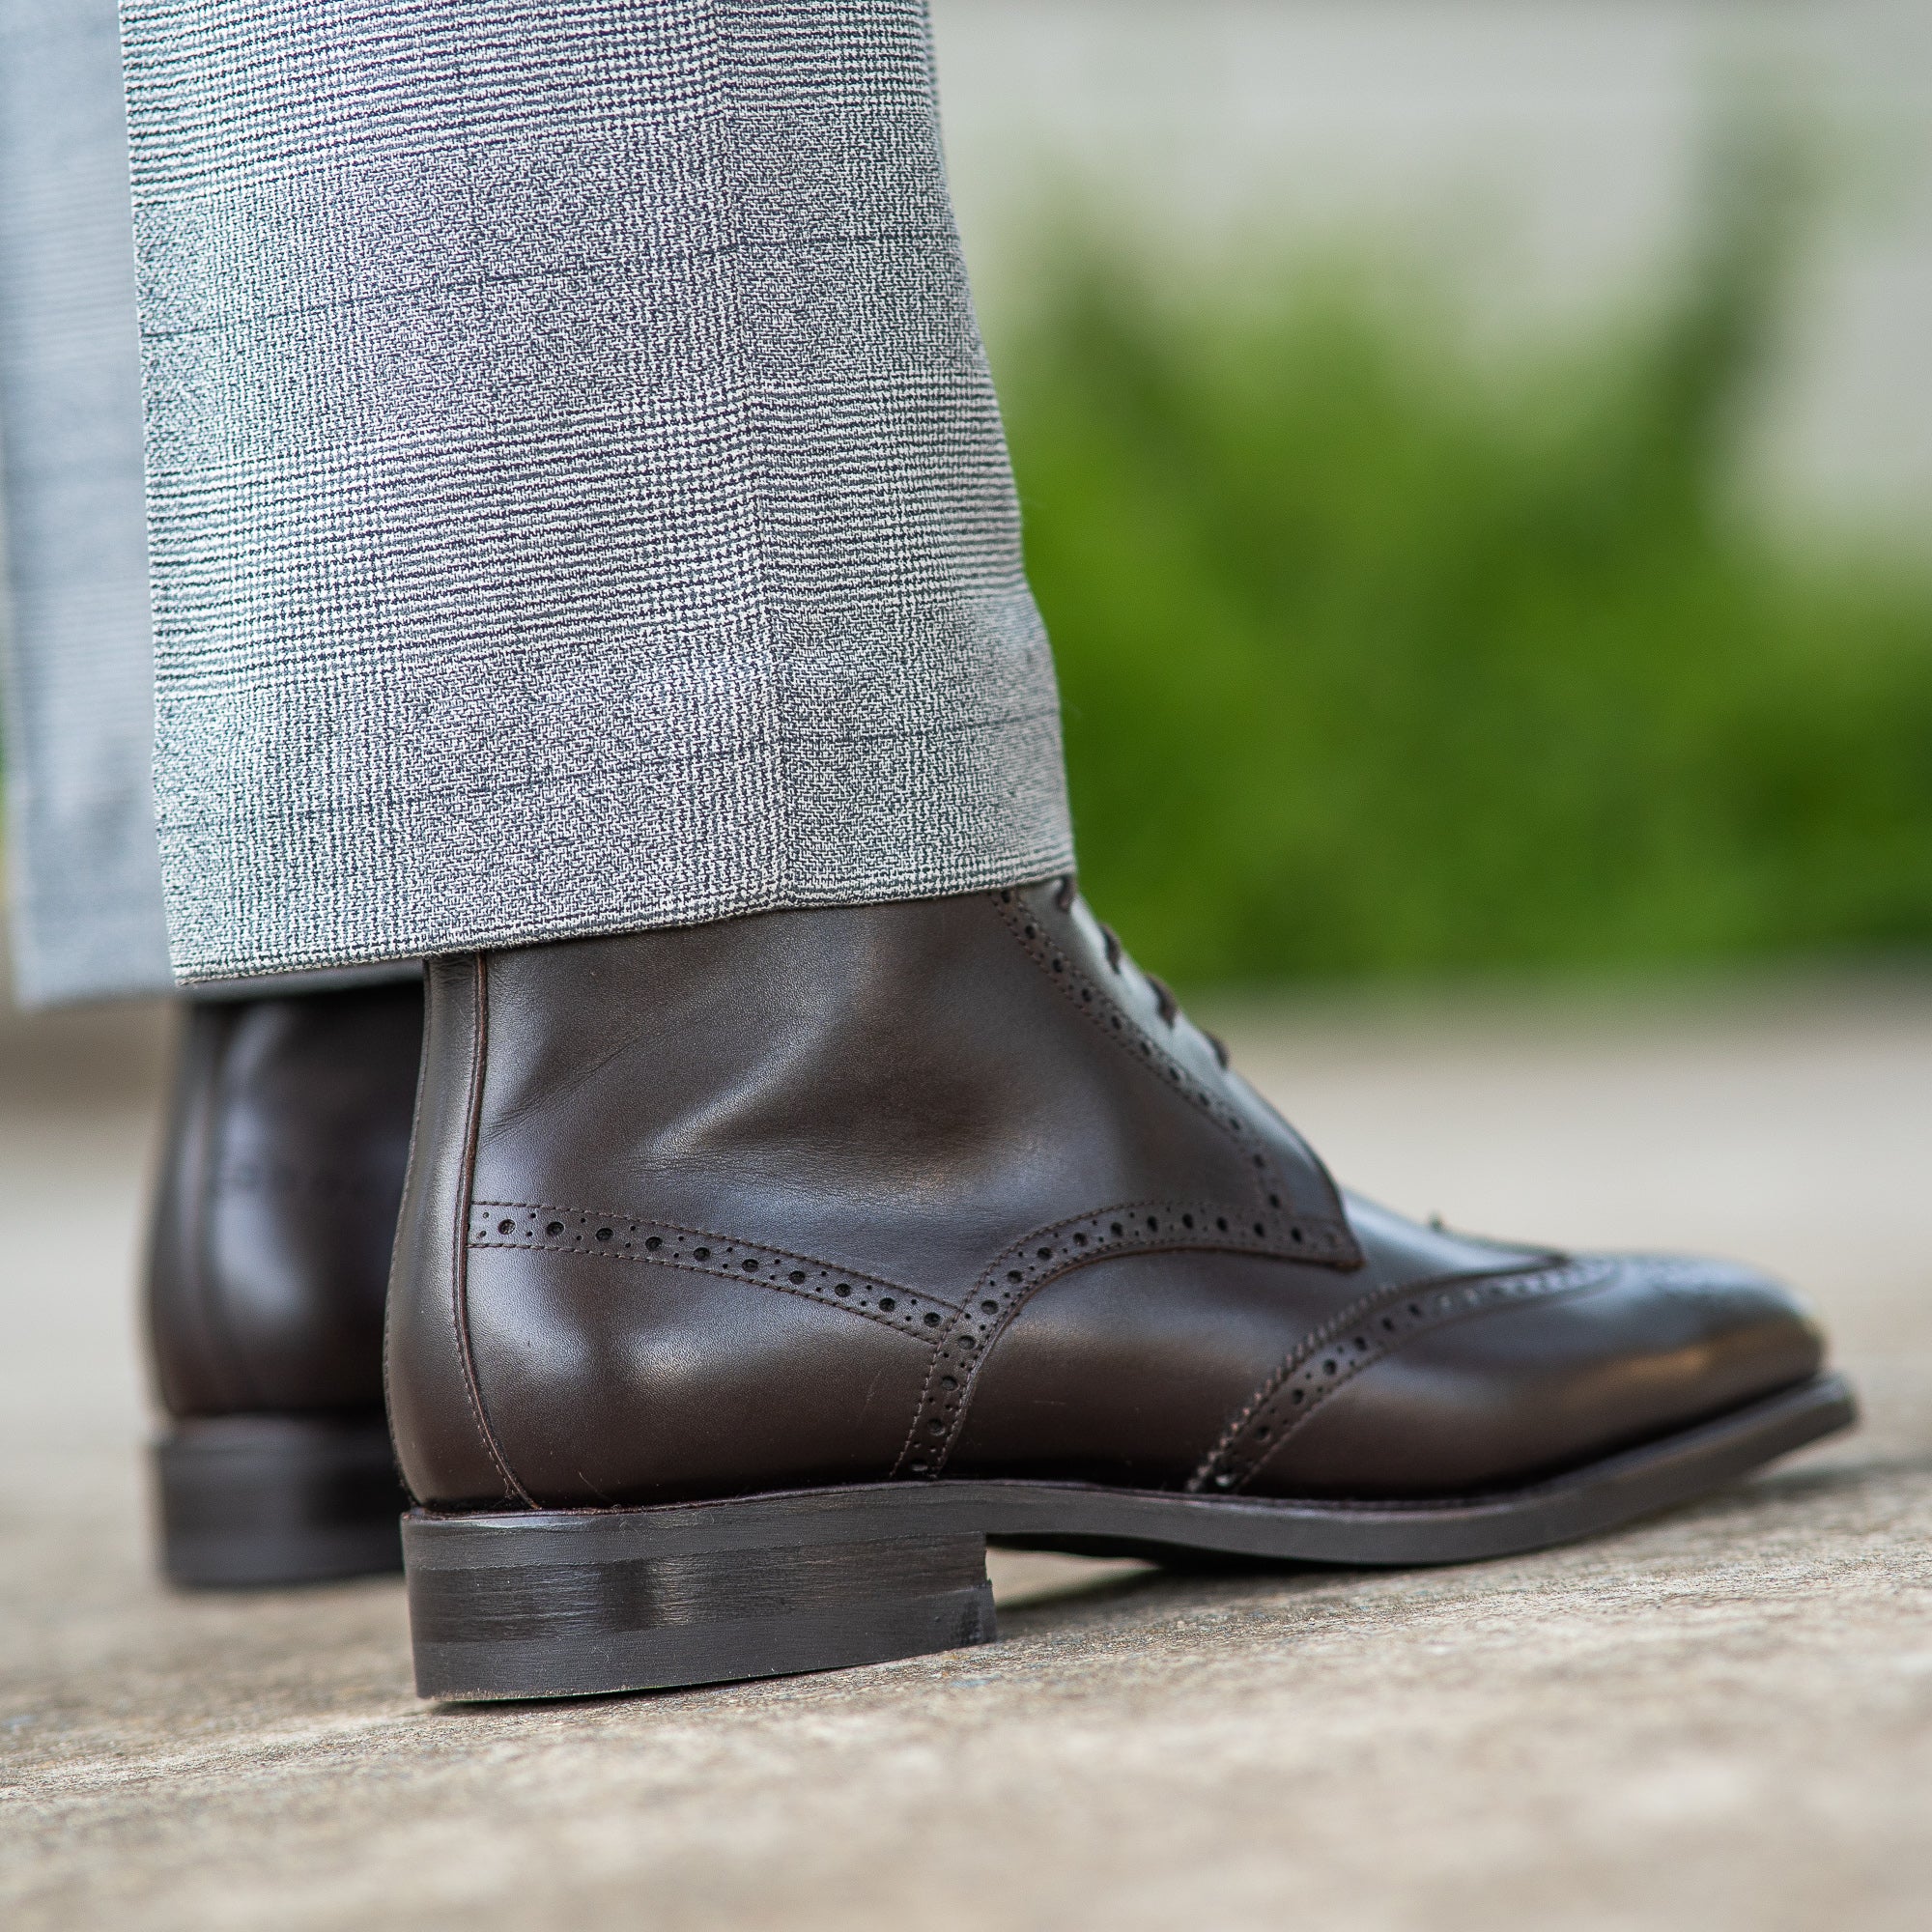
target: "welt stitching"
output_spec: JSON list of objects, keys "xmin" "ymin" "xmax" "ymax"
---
[
  {"xmin": 450, "ymin": 956, "xmax": 531, "ymax": 1508},
  {"xmin": 1192, "ymin": 1258, "xmax": 1618, "ymax": 1493}
]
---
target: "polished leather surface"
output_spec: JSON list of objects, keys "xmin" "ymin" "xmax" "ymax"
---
[
  {"xmin": 386, "ymin": 886, "xmax": 1825, "ymax": 1511},
  {"xmin": 149, "ymin": 983, "xmax": 422, "ymax": 1418}
]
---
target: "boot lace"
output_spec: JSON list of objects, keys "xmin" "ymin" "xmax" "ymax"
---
[{"xmin": 1053, "ymin": 874, "xmax": 1230, "ymax": 1066}]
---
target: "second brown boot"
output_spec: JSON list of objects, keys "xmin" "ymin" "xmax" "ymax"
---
[
  {"xmin": 385, "ymin": 884, "xmax": 1852, "ymax": 1698},
  {"xmin": 149, "ymin": 982, "xmax": 420, "ymax": 1586}
]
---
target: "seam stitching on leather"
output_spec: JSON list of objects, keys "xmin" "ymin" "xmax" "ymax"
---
[
  {"xmin": 1192, "ymin": 1256, "xmax": 1580, "ymax": 1489},
  {"xmin": 449, "ymin": 956, "xmax": 531, "ymax": 1508},
  {"xmin": 989, "ymin": 888, "xmax": 1356, "ymax": 1257},
  {"xmin": 991, "ymin": 892, "xmax": 1268, "ymax": 1178},
  {"xmin": 892, "ymin": 1196, "xmax": 1357, "ymax": 1481},
  {"xmin": 1190, "ymin": 1257, "xmax": 1618, "ymax": 1493},
  {"xmin": 468, "ymin": 1200, "xmax": 958, "ymax": 1342}
]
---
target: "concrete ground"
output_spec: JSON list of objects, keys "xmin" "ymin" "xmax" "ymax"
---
[{"xmin": 2, "ymin": 977, "xmax": 1929, "ymax": 1930}]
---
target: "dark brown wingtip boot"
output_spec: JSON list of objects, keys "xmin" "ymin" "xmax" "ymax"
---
[
  {"xmin": 148, "ymin": 981, "xmax": 420, "ymax": 1586},
  {"xmin": 386, "ymin": 883, "xmax": 1852, "ymax": 1700}
]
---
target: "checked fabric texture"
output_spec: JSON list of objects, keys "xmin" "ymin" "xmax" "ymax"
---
[
  {"xmin": 124, "ymin": 0, "xmax": 1073, "ymax": 981},
  {"xmin": 0, "ymin": 0, "xmax": 174, "ymax": 1004}
]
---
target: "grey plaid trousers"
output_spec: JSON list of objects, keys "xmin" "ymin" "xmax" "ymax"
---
[
  {"xmin": 0, "ymin": 0, "xmax": 1072, "ymax": 1000},
  {"xmin": 0, "ymin": 0, "xmax": 170, "ymax": 1003}
]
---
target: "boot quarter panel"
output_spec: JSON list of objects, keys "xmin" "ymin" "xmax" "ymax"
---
[{"xmin": 463, "ymin": 1244, "xmax": 937, "ymax": 1507}]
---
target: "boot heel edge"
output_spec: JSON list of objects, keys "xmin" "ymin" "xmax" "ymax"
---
[
  {"xmin": 403, "ymin": 1500, "xmax": 996, "ymax": 1701},
  {"xmin": 156, "ymin": 1414, "xmax": 407, "ymax": 1588}
]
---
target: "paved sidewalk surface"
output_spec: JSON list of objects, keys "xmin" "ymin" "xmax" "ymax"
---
[{"xmin": 2, "ymin": 979, "xmax": 1929, "ymax": 1931}]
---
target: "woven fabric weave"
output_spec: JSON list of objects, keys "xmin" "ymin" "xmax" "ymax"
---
[
  {"xmin": 123, "ymin": 0, "xmax": 1072, "ymax": 981},
  {"xmin": 0, "ymin": 0, "xmax": 173, "ymax": 1004}
]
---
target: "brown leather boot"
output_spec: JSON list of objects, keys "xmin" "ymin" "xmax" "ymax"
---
[
  {"xmin": 387, "ymin": 884, "xmax": 1851, "ymax": 1698},
  {"xmin": 149, "ymin": 982, "xmax": 420, "ymax": 1585}
]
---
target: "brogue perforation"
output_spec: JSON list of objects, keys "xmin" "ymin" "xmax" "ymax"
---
[
  {"xmin": 894, "ymin": 1196, "xmax": 1359, "ymax": 1480},
  {"xmin": 1191, "ymin": 1258, "xmax": 1618, "ymax": 1493},
  {"xmin": 469, "ymin": 1201, "xmax": 960, "ymax": 1343},
  {"xmin": 994, "ymin": 888, "xmax": 1296, "ymax": 1208}
]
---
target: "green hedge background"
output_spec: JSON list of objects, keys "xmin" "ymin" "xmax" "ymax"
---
[{"xmin": 990, "ymin": 164, "xmax": 1932, "ymax": 988}]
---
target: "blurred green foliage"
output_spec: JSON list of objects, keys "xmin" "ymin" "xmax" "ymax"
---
[{"xmin": 992, "ymin": 172, "xmax": 1932, "ymax": 986}]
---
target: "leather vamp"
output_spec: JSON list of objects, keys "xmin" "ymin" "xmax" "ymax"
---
[{"xmin": 392, "ymin": 884, "xmax": 1824, "ymax": 1511}]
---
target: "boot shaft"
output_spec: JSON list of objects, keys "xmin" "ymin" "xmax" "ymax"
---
[{"xmin": 384, "ymin": 886, "xmax": 1360, "ymax": 1510}]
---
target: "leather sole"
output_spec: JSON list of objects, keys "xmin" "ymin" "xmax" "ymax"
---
[
  {"xmin": 403, "ymin": 1371, "xmax": 1854, "ymax": 1700},
  {"xmin": 156, "ymin": 1414, "xmax": 408, "ymax": 1588}
]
